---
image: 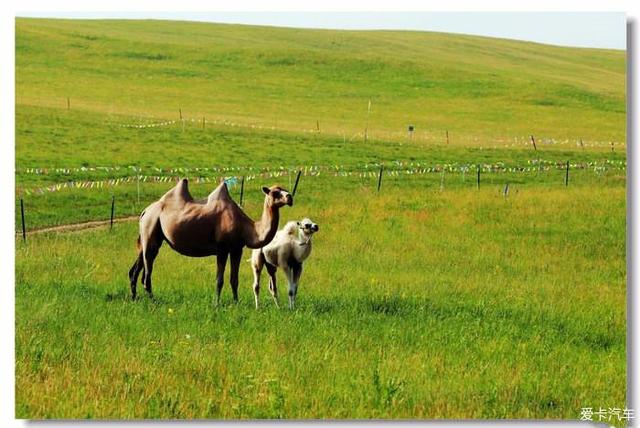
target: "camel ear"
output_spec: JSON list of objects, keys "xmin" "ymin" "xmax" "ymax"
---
[
  {"xmin": 297, "ymin": 221, "xmax": 301, "ymax": 226},
  {"xmin": 262, "ymin": 186, "xmax": 270, "ymax": 195}
]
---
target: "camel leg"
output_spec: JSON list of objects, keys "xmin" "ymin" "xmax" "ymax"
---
[
  {"xmin": 266, "ymin": 263, "xmax": 280, "ymax": 308},
  {"xmin": 290, "ymin": 264, "xmax": 303, "ymax": 310},
  {"xmin": 138, "ymin": 204, "xmax": 164, "ymax": 299},
  {"xmin": 282, "ymin": 266, "xmax": 297, "ymax": 309},
  {"xmin": 140, "ymin": 267, "xmax": 146, "ymax": 287},
  {"xmin": 229, "ymin": 248, "xmax": 243, "ymax": 304},
  {"xmin": 251, "ymin": 251, "xmax": 264, "ymax": 310},
  {"xmin": 128, "ymin": 251, "xmax": 143, "ymax": 300},
  {"xmin": 215, "ymin": 251, "xmax": 229, "ymax": 306},
  {"xmin": 141, "ymin": 239, "xmax": 162, "ymax": 299}
]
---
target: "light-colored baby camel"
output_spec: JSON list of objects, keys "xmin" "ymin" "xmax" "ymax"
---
[
  {"xmin": 128, "ymin": 179, "xmax": 292, "ymax": 304},
  {"xmin": 251, "ymin": 218, "xmax": 319, "ymax": 309}
]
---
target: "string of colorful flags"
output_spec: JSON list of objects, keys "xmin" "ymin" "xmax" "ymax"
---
[
  {"xmin": 19, "ymin": 164, "xmax": 256, "ymax": 176},
  {"xmin": 17, "ymin": 159, "xmax": 626, "ymax": 177},
  {"xmin": 107, "ymin": 116, "xmax": 625, "ymax": 149},
  {"xmin": 111, "ymin": 117, "xmax": 293, "ymax": 132},
  {"xmin": 18, "ymin": 159, "xmax": 626, "ymax": 196}
]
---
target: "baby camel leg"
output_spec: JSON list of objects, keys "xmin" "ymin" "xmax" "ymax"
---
[
  {"xmin": 290, "ymin": 263, "xmax": 303, "ymax": 309},
  {"xmin": 266, "ymin": 263, "xmax": 280, "ymax": 308},
  {"xmin": 251, "ymin": 251, "xmax": 264, "ymax": 309},
  {"xmin": 282, "ymin": 265, "xmax": 297, "ymax": 310}
]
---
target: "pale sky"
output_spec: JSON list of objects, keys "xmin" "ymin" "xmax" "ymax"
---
[{"xmin": 16, "ymin": 12, "xmax": 626, "ymax": 50}]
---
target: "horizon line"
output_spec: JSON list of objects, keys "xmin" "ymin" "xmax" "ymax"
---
[{"xmin": 15, "ymin": 12, "xmax": 627, "ymax": 51}]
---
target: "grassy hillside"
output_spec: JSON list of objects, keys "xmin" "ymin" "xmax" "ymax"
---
[{"xmin": 16, "ymin": 18, "xmax": 626, "ymax": 143}]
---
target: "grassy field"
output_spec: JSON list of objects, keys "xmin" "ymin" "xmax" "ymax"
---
[
  {"xmin": 16, "ymin": 18, "xmax": 625, "ymax": 143},
  {"xmin": 15, "ymin": 18, "xmax": 627, "ymax": 422},
  {"xmin": 16, "ymin": 184, "xmax": 626, "ymax": 419},
  {"xmin": 15, "ymin": 105, "xmax": 626, "ymax": 230}
]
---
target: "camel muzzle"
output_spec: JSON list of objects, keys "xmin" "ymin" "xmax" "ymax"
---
[{"xmin": 286, "ymin": 195, "xmax": 293, "ymax": 206}]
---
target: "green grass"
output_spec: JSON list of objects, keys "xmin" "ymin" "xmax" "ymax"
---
[
  {"xmin": 16, "ymin": 162, "xmax": 626, "ymax": 231},
  {"xmin": 15, "ymin": 17, "xmax": 627, "ymax": 421},
  {"xmin": 15, "ymin": 105, "xmax": 625, "ymax": 230},
  {"xmin": 16, "ymin": 185, "xmax": 626, "ymax": 419},
  {"xmin": 16, "ymin": 18, "xmax": 625, "ymax": 143}
]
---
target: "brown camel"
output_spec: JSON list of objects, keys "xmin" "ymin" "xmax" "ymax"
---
[{"xmin": 128, "ymin": 178, "xmax": 293, "ymax": 304}]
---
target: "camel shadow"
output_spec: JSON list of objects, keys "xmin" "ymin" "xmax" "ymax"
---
[
  {"xmin": 299, "ymin": 294, "xmax": 425, "ymax": 317},
  {"xmin": 102, "ymin": 290, "xmax": 618, "ymax": 351}
]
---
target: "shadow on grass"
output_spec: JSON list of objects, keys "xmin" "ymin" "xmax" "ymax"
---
[{"xmin": 98, "ymin": 287, "xmax": 621, "ymax": 352}]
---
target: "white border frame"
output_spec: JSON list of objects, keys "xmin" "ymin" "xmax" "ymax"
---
[{"xmin": 2, "ymin": 2, "xmax": 636, "ymax": 428}]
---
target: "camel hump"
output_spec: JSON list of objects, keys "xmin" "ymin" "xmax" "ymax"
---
[
  {"xmin": 207, "ymin": 181, "xmax": 232, "ymax": 204},
  {"xmin": 175, "ymin": 178, "xmax": 192, "ymax": 200},
  {"xmin": 160, "ymin": 178, "xmax": 194, "ymax": 207},
  {"xmin": 282, "ymin": 221, "xmax": 298, "ymax": 237}
]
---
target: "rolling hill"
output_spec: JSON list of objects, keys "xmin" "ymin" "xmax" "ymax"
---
[{"xmin": 15, "ymin": 18, "xmax": 626, "ymax": 144}]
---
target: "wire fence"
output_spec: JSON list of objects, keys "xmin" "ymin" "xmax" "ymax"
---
[
  {"xmin": 15, "ymin": 156, "xmax": 627, "ymax": 238},
  {"xmin": 106, "ymin": 114, "xmax": 625, "ymax": 150},
  {"xmin": 16, "ymin": 159, "xmax": 626, "ymax": 196}
]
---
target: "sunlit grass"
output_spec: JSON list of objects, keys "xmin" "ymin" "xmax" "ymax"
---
[
  {"xmin": 15, "ymin": 184, "xmax": 626, "ymax": 419},
  {"xmin": 16, "ymin": 18, "xmax": 625, "ymax": 143}
]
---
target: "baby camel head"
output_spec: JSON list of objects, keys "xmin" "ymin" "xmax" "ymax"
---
[
  {"xmin": 297, "ymin": 218, "xmax": 319, "ymax": 237},
  {"xmin": 262, "ymin": 185, "xmax": 293, "ymax": 208}
]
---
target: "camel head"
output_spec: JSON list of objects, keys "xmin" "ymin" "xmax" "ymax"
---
[
  {"xmin": 262, "ymin": 185, "xmax": 293, "ymax": 208},
  {"xmin": 297, "ymin": 218, "xmax": 319, "ymax": 238}
]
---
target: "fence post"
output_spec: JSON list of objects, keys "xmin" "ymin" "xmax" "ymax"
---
[
  {"xmin": 110, "ymin": 196, "xmax": 115, "ymax": 230},
  {"xmin": 20, "ymin": 198, "xmax": 26, "ymax": 243},
  {"xmin": 239, "ymin": 176, "xmax": 245, "ymax": 206},
  {"xmin": 292, "ymin": 170, "xmax": 302, "ymax": 197},
  {"xmin": 477, "ymin": 165, "xmax": 481, "ymax": 189},
  {"xmin": 530, "ymin": 135, "xmax": 537, "ymax": 151},
  {"xmin": 202, "ymin": 116, "xmax": 206, "ymax": 130},
  {"xmin": 316, "ymin": 120, "xmax": 320, "ymax": 132},
  {"xmin": 364, "ymin": 99, "xmax": 371, "ymax": 143},
  {"xmin": 377, "ymin": 165, "xmax": 384, "ymax": 192},
  {"xmin": 137, "ymin": 170, "xmax": 141, "ymax": 206},
  {"xmin": 67, "ymin": 97, "xmax": 70, "ymax": 111},
  {"xmin": 565, "ymin": 161, "xmax": 570, "ymax": 186},
  {"xmin": 503, "ymin": 183, "xmax": 509, "ymax": 197},
  {"xmin": 446, "ymin": 130, "xmax": 449, "ymax": 145},
  {"xmin": 179, "ymin": 108, "xmax": 182, "ymax": 120}
]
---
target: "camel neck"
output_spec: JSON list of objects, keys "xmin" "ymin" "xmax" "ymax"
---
[{"xmin": 247, "ymin": 199, "xmax": 279, "ymax": 249}]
